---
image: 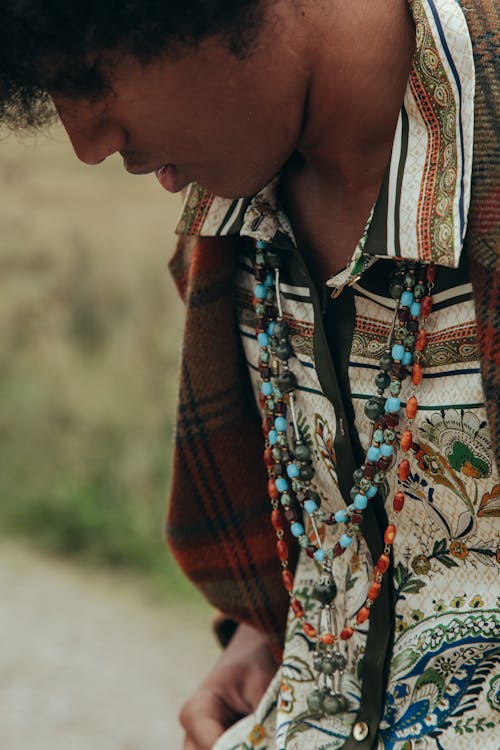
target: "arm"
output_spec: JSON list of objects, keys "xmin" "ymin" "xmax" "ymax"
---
[{"xmin": 180, "ymin": 622, "xmax": 278, "ymax": 750}]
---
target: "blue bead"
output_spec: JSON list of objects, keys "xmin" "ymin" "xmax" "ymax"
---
[
  {"xmin": 254, "ymin": 284, "xmax": 266, "ymax": 300},
  {"xmin": 340, "ymin": 533, "xmax": 353, "ymax": 548},
  {"xmin": 255, "ymin": 240, "xmax": 267, "ymax": 249},
  {"xmin": 400, "ymin": 291, "xmax": 414, "ymax": 307},
  {"xmin": 257, "ymin": 332, "xmax": 269, "ymax": 347},
  {"xmin": 402, "ymin": 351, "xmax": 413, "ymax": 366},
  {"xmin": 304, "ymin": 500, "xmax": 318, "ymax": 514},
  {"xmin": 410, "ymin": 301, "xmax": 421, "ymax": 317},
  {"xmin": 380, "ymin": 443, "xmax": 394, "ymax": 457},
  {"xmin": 268, "ymin": 429, "xmax": 278, "ymax": 445},
  {"xmin": 391, "ymin": 343, "xmax": 405, "ymax": 361},
  {"xmin": 261, "ymin": 381, "xmax": 273, "ymax": 396},
  {"xmin": 267, "ymin": 322, "xmax": 275, "ymax": 336},
  {"xmin": 276, "ymin": 477, "xmax": 289, "ymax": 493},
  {"xmin": 314, "ymin": 549, "xmax": 326, "ymax": 562},
  {"xmin": 264, "ymin": 273, "xmax": 274, "ymax": 288},
  {"xmin": 335, "ymin": 510, "xmax": 348, "ymax": 523},
  {"xmin": 373, "ymin": 429, "xmax": 384, "ymax": 444},
  {"xmin": 366, "ymin": 485, "xmax": 378, "ymax": 498},
  {"xmin": 274, "ymin": 416, "xmax": 287, "ymax": 433},
  {"xmin": 286, "ymin": 463, "xmax": 300, "ymax": 478},
  {"xmin": 367, "ymin": 446, "xmax": 381, "ymax": 462},
  {"xmin": 354, "ymin": 494, "xmax": 368, "ymax": 510},
  {"xmin": 291, "ymin": 522, "xmax": 305, "ymax": 537},
  {"xmin": 385, "ymin": 397, "xmax": 401, "ymax": 413}
]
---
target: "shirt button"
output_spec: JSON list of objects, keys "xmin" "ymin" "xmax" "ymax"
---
[{"xmin": 353, "ymin": 721, "xmax": 369, "ymax": 742}]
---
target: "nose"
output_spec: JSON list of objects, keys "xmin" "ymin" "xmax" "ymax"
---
[{"xmin": 53, "ymin": 96, "xmax": 127, "ymax": 166}]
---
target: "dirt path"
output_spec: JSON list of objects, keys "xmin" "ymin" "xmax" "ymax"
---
[{"xmin": 0, "ymin": 542, "xmax": 219, "ymax": 750}]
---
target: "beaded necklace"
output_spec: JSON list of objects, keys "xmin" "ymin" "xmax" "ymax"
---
[{"xmin": 253, "ymin": 239, "xmax": 435, "ymax": 717}]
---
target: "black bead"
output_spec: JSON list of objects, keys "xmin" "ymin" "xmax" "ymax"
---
[
  {"xmin": 276, "ymin": 342, "xmax": 293, "ymax": 361},
  {"xmin": 375, "ymin": 371, "xmax": 390, "ymax": 391},
  {"xmin": 389, "ymin": 279, "xmax": 404, "ymax": 299},
  {"xmin": 312, "ymin": 579, "xmax": 337, "ymax": 604},
  {"xmin": 273, "ymin": 321, "xmax": 289, "ymax": 339},
  {"xmin": 277, "ymin": 371, "xmax": 297, "ymax": 393}
]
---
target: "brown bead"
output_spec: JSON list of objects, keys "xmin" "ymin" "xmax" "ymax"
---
[
  {"xmin": 406, "ymin": 396, "xmax": 418, "ymax": 419},
  {"xmin": 320, "ymin": 633, "xmax": 335, "ymax": 645},
  {"xmin": 415, "ymin": 329, "xmax": 428, "ymax": 351},
  {"xmin": 368, "ymin": 582, "xmax": 382, "ymax": 601},
  {"xmin": 393, "ymin": 492, "xmax": 405, "ymax": 512},
  {"xmin": 277, "ymin": 540, "xmax": 288, "ymax": 561},
  {"xmin": 356, "ymin": 606, "xmax": 370, "ymax": 625},
  {"xmin": 397, "ymin": 308, "xmax": 410, "ymax": 322},
  {"xmin": 303, "ymin": 622, "xmax": 317, "ymax": 638},
  {"xmin": 284, "ymin": 509, "xmax": 297, "ymax": 522},
  {"xmin": 407, "ymin": 319, "xmax": 419, "ymax": 333},
  {"xmin": 412, "ymin": 363, "xmax": 423, "ymax": 386},
  {"xmin": 376, "ymin": 553, "xmax": 391, "ymax": 573},
  {"xmin": 386, "ymin": 413, "xmax": 400, "ymax": 427},
  {"xmin": 271, "ymin": 509, "xmax": 284, "ymax": 532},
  {"xmin": 398, "ymin": 460, "xmax": 410, "ymax": 482},
  {"xmin": 384, "ymin": 524, "xmax": 397, "ymax": 545},
  {"xmin": 333, "ymin": 542, "xmax": 346, "ymax": 557},
  {"xmin": 262, "ymin": 419, "xmax": 270, "ymax": 436},
  {"xmin": 268, "ymin": 478, "xmax": 279, "ymax": 500},
  {"xmin": 421, "ymin": 296, "xmax": 433, "ymax": 317},
  {"xmin": 363, "ymin": 463, "xmax": 377, "ymax": 479},
  {"xmin": 291, "ymin": 598, "xmax": 304, "ymax": 618},
  {"xmin": 400, "ymin": 430, "xmax": 413, "ymax": 452},
  {"xmin": 340, "ymin": 627, "xmax": 354, "ymax": 641},
  {"xmin": 282, "ymin": 570, "xmax": 294, "ymax": 592},
  {"xmin": 426, "ymin": 263, "xmax": 437, "ymax": 283},
  {"xmin": 264, "ymin": 447, "xmax": 274, "ymax": 468},
  {"xmin": 377, "ymin": 456, "xmax": 392, "ymax": 471},
  {"xmin": 351, "ymin": 512, "xmax": 363, "ymax": 525},
  {"xmin": 258, "ymin": 392, "xmax": 266, "ymax": 409},
  {"xmin": 275, "ymin": 402, "xmax": 286, "ymax": 414}
]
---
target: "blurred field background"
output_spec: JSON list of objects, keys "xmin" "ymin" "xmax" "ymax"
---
[{"xmin": 0, "ymin": 126, "xmax": 197, "ymax": 598}]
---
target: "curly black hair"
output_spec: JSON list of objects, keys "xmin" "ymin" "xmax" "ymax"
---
[{"xmin": 0, "ymin": 0, "xmax": 265, "ymax": 130}]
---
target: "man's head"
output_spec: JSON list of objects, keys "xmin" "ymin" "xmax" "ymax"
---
[{"xmin": 1, "ymin": 0, "xmax": 311, "ymax": 197}]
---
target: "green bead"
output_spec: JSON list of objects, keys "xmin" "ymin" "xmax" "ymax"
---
[
  {"xmin": 395, "ymin": 326, "xmax": 407, "ymax": 340},
  {"xmin": 276, "ymin": 342, "xmax": 293, "ymax": 360},
  {"xmin": 350, "ymin": 486, "xmax": 358, "ymax": 500},
  {"xmin": 323, "ymin": 694, "xmax": 343, "ymax": 715},
  {"xmin": 374, "ymin": 472, "xmax": 385, "ymax": 484},
  {"xmin": 379, "ymin": 353, "xmax": 393, "ymax": 371},
  {"xmin": 300, "ymin": 464, "xmax": 315, "ymax": 481},
  {"xmin": 404, "ymin": 273, "xmax": 416, "ymax": 288},
  {"xmin": 375, "ymin": 371, "xmax": 390, "ymax": 391},
  {"xmin": 322, "ymin": 657, "xmax": 335, "ymax": 675},
  {"xmin": 306, "ymin": 690, "xmax": 323, "ymax": 713},
  {"xmin": 389, "ymin": 279, "xmax": 404, "ymax": 299},
  {"xmin": 403, "ymin": 334, "xmax": 415, "ymax": 348},
  {"xmin": 414, "ymin": 284, "xmax": 425, "ymax": 300},
  {"xmin": 383, "ymin": 429, "xmax": 395, "ymax": 442},
  {"xmin": 313, "ymin": 655, "xmax": 324, "ymax": 672},
  {"xmin": 389, "ymin": 380, "xmax": 401, "ymax": 395},
  {"xmin": 274, "ymin": 321, "xmax": 289, "ymax": 339},
  {"xmin": 353, "ymin": 468, "xmax": 364, "ymax": 485},
  {"xmin": 272, "ymin": 447, "xmax": 281, "ymax": 460},
  {"xmin": 260, "ymin": 350, "xmax": 269, "ymax": 362},
  {"xmin": 294, "ymin": 443, "xmax": 312, "ymax": 461},
  {"xmin": 255, "ymin": 302, "xmax": 265, "ymax": 315},
  {"xmin": 359, "ymin": 478, "xmax": 371, "ymax": 491},
  {"xmin": 364, "ymin": 397, "xmax": 385, "ymax": 420}
]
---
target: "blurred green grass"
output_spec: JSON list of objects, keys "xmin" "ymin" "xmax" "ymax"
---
[{"xmin": 0, "ymin": 128, "xmax": 196, "ymax": 599}]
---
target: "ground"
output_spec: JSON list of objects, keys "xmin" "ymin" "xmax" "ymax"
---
[{"xmin": 0, "ymin": 542, "xmax": 218, "ymax": 750}]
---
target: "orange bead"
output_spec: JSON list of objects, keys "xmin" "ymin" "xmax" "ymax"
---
[
  {"xmin": 421, "ymin": 296, "xmax": 433, "ymax": 317},
  {"xmin": 291, "ymin": 598, "xmax": 304, "ymax": 618},
  {"xmin": 384, "ymin": 524, "xmax": 397, "ymax": 545},
  {"xmin": 277, "ymin": 540, "xmax": 288, "ymax": 561},
  {"xmin": 412, "ymin": 363, "xmax": 423, "ymax": 386},
  {"xmin": 340, "ymin": 627, "xmax": 354, "ymax": 641},
  {"xmin": 415, "ymin": 329, "xmax": 428, "ymax": 351},
  {"xmin": 271, "ymin": 509, "xmax": 284, "ymax": 532},
  {"xmin": 406, "ymin": 396, "xmax": 418, "ymax": 419},
  {"xmin": 282, "ymin": 570, "xmax": 294, "ymax": 592},
  {"xmin": 264, "ymin": 447, "xmax": 275, "ymax": 468},
  {"xmin": 400, "ymin": 430, "xmax": 413, "ymax": 452},
  {"xmin": 356, "ymin": 606, "xmax": 370, "ymax": 625},
  {"xmin": 398, "ymin": 459, "xmax": 410, "ymax": 482},
  {"xmin": 320, "ymin": 633, "xmax": 335, "ymax": 645},
  {"xmin": 368, "ymin": 582, "xmax": 382, "ymax": 601},
  {"xmin": 303, "ymin": 622, "xmax": 317, "ymax": 639},
  {"xmin": 268, "ymin": 478, "xmax": 279, "ymax": 500},
  {"xmin": 376, "ymin": 553, "xmax": 391, "ymax": 573},
  {"xmin": 393, "ymin": 492, "xmax": 405, "ymax": 512}
]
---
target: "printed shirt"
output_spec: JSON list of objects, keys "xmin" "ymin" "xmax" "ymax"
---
[{"xmin": 175, "ymin": 1, "xmax": 499, "ymax": 748}]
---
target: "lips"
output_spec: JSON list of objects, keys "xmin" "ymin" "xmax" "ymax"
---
[{"xmin": 155, "ymin": 164, "xmax": 183, "ymax": 193}]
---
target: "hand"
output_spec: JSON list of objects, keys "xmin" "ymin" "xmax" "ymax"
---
[{"xmin": 180, "ymin": 622, "xmax": 278, "ymax": 750}]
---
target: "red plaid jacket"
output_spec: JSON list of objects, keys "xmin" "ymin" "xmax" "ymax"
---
[{"xmin": 165, "ymin": 0, "xmax": 499, "ymax": 653}]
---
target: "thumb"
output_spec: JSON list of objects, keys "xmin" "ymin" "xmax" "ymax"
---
[{"xmin": 180, "ymin": 690, "xmax": 244, "ymax": 750}]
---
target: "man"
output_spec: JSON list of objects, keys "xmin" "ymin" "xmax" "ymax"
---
[{"xmin": 1, "ymin": 1, "xmax": 498, "ymax": 749}]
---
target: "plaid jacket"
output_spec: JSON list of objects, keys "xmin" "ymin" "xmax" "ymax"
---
[{"xmin": 165, "ymin": 0, "xmax": 499, "ymax": 652}]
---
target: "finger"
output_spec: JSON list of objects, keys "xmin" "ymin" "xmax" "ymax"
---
[
  {"xmin": 180, "ymin": 700, "xmax": 227, "ymax": 750},
  {"xmin": 183, "ymin": 735, "xmax": 201, "ymax": 750}
]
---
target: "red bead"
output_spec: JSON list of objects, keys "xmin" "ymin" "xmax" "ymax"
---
[
  {"xmin": 393, "ymin": 492, "xmax": 405, "ymax": 512},
  {"xmin": 340, "ymin": 627, "xmax": 354, "ymax": 641},
  {"xmin": 415, "ymin": 329, "xmax": 428, "ymax": 351},
  {"xmin": 406, "ymin": 396, "xmax": 418, "ymax": 419},
  {"xmin": 386, "ymin": 413, "xmax": 400, "ymax": 427},
  {"xmin": 426, "ymin": 263, "xmax": 437, "ymax": 283},
  {"xmin": 384, "ymin": 524, "xmax": 397, "ymax": 545},
  {"xmin": 368, "ymin": 582, "xmax": 382, "ymax": 601},
  {"xmin": 356, "ymin": 606, "xmax": 370, "ymax": 625},
  {"xmin": 397, "ymin": 308, "xmax": 410, "ymax": 322},
  {"xmin": 320, "ymin": 633, "xmax": 335, "ymax": 645},
  {"xmin": 303, "ymin": 622, "xmax": 317, "ymax": 638},
  {"xmin": 400, "ymin": 430, "xmax": 413, "ymax": 452},
  {"xmin": 275, "ymin": 402, "xmax": 286, "ymax": 414},
  {"xmin": 264, "ymin": 447, "xmax": 274, "ymax": 468},
  {"xmin": 376, "ymin": 553, "xmax": 390, "ymax": 573},
  {"xmin": 333, "ymin": 542, "xmax": 346, "ymax": 557},
  {"xmin": 412, "ymin": 363, "xmax": 423, "ymax": 386},
  {"xmin": 262, "ymin": 419, "xmax": 270, "ymax": 437},
  {"xmin": 421, "ymin": 296, "xmax": 433, "ymax": 317},
  {"xmin": 351, "ymin": 513, "xmax": 363, "ymax": 525},
  {"xmin": 363, "ymin": 463, "xmax": 376, "ymax": 479},
  {"xmin": 271, "ymin": 509, "xmax": 284, "ymax": 532},
  {"xmin": 282, "ymin": 570, "xmax": 294, "ymax": 592},
  {"xmin": 291, "ymin": 598, "xmax": 304, "ymax": 618},
  {"xmin": 277, "ymin": 540, "xmax": 288, "ymax": 561},
  {"xmin": 377, "ymin": 456, "xmax": 392, "ymax": 471},
  {"xmin": 268, "ymin": 478, "xmax": 279, "ymax": 500},
  {"xmin": 398, "ymin": 460, "xmax": 410, "ymax": 482}
]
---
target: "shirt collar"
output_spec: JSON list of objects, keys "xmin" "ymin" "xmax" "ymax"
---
[{"xmin": 174, "ymin": 0, "xmax": 474, "ymax": 274}]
